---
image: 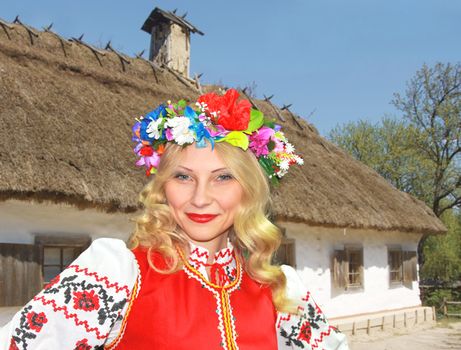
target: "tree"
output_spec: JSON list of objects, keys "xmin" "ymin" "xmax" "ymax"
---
[
  {"xmin": 328, "ymin": 117, "xmax": 431, "ymax": 197},
  {"xmin": 392, "ymin": 63, "xmax": 461, "ymax": 217},
  {"xmin": 421, "ymin": 210, "xmax": 461, "ymax": 282},
  {"xmin": 328, "ymin": 62, "xmax": 461, "ymax": 273}
]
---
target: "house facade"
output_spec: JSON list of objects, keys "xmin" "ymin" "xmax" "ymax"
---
[
  {"xmin": 279, "ymin": 223, "xmax": 422, "ymax": 318},
  {"xmin": 0, "ymin": 16, "xmax": 445, "ymax": 325}
]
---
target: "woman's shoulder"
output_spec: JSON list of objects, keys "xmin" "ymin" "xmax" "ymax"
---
[
  {"xmin": 69, "ymin": 238, "xmax": 139, "ymax": 286},
  {"xmin": 0, "ymin": 238, "xmax": 140, "ymax": 350},
  {"xmin": 277, "ymin": 265, "xmax": 350, "ymax": 350},
  {"xmin": 280, "ymin": 264, "xmax": 306, "ymax": 300}
]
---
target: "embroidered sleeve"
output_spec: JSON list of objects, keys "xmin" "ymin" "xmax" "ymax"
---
[
  {"xmin": 277, "ymin": 265, "xmax": 349, "ymax": 350},
  {"xmin": 0, "ymin": 238, "xmax": 138, "ymax": 350}
]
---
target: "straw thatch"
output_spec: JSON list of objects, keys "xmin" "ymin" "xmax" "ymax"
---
[{"xmin": 0, "ymin": 22, "xmax": 446, "ymax": 234}]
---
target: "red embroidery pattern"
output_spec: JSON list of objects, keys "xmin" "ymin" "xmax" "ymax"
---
[
  {"xmin": 44, "ymin": 275, "xmax": 60, "ymax": 289},
  {"xmin": 67, "ymin": 265, "xmax": 131, "ymax": 297},
  {"xmin": 279, "ymin": 291, "xmax": 342, "ymax": 348},
  {"xmin": 26, "ymin": 311, "xmax": 48, "ymax": 332},
  {"xmin": 277, "ymin": 313, "xmax": 291, "ymax": 329},
  {"xmin": 10, "ymin": 305, "xmax": 50, "ymax": 349},
  {"xmin": 74, "ymin": 338, "xmax": 92, "ymax": 350},
  {"xmin": 214, "ymin": 249, "xmax": 233, "ymax": 259},
  {"xmin": 8, "ymin": 338, "xmax": 19, "ymax": 350},
  {"xmin": 72, "ymin": 290, "xmax": 100, "ymax": 311},
  {"xmin": 310, "ymin": 327, "xmax": 333, "ymax": 349},
  {"xmin": 297, "ymin": 321, "xmax": 312, "ymax": 343},
  {"xmin": 33, "ymin": 295, "xmax": 108, "ymax": 340}
]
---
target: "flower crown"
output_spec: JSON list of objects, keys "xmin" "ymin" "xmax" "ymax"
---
[{"xmin": 132, "ymin": 89, "xmax": 303, "ymax": 184}]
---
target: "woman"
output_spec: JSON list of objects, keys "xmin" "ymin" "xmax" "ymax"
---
[{"xmin": 1, "ymin": 89, "xmax": 348, "ymax": 349}]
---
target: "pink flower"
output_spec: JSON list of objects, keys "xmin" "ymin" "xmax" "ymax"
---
[{"xmin": 249, "ymin": 127, "xmax": 275, "ymax": 156}]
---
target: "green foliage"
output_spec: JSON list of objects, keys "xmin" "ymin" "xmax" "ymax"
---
[
  {"xmin": 328, "ymin": 117, "xmax": 432, "ymax": 198},
  {"xmin": 243, "ymin": 109, "xmax": 264, "ymax": 134},
  {"xmin": 421, "ymin": 210, "xmax": 461, "ymax": 282},
  {"xmin": 218, "ymin": 131, "xmax": 249, "ymax": 150},
  {"xmin": 392, "ymin": 63, "xmax": 461, "ymax": 216},
  {"xmin": 423, "ymin": 288, "xmax": 453, "ymax": 308}
]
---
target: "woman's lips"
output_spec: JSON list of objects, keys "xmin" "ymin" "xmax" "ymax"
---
[{"xmin": 186, "ymin": 213, "xmax": 218, "ymax": 223}]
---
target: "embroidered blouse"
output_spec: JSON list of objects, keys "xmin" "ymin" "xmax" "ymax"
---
[{"xmin": 0, "ymin": 238, "xmax": 349, "ymax": 350}]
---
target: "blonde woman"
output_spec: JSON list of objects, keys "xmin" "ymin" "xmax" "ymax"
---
[{"xmin": 1, "ymin": 89, "xmax": 348, "ymax": 349}]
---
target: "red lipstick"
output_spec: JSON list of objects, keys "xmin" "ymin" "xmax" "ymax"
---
[{"xmin": 186, "ymin": 213, "xmax": 218, "ymax": 223}]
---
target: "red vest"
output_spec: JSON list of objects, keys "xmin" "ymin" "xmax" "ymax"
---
[{"xmin": 109, "ymin": 248, "xmax": 278, "ymax": 350}]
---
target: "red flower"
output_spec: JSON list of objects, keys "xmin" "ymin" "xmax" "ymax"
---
[
  {"xmin": 74, "ymin": 338, "xmax": 91, "ymax": 350},
  {"xmin": 44, "ymin": 275, "xmax": 60, "ymax": 289},
  {"xmin": 26, "ymin": 311, "xmax": 48, "ymax": 332},
  {"xmin": 298, "ymin": 321, "xmax": 312, "ymax": 343},
  {"xmin": 73, "ymin": 290, "xmax": 100, "ymax": 312},
  {"xmin": 9, "ymin": 338, "xmax": 19, "ymax": 350},
  {"xmin": 198, "ymin": 89, "xmax": 251, "ymax": 131},
  {"xmin": 139, "ymin": 145, "xmax": 154, "ymax": 156}
]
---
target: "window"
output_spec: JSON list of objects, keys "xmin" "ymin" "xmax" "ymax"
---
[
  {"xmin": 35, "ymin": 235, "xmax": 91, "ymax": 285},
  {"xmin": 273, "ymin": 237, "xmax": 296, "ymax": 267},
  {"xmin": 272, "ymin": 226, "xmax": 296, "ymax": 267},
  {"xmin": 388, "ymin": 248, "xmax": 403, "ymax": 284},
  {"xmin": 387, "ymin": 248, "xmax": 417, "ymax": 287},
  {"xmin": 332, "ymin": 246, "xmax": 363, "ymax": 290}
]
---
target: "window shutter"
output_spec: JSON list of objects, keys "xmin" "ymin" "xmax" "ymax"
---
[
  {"xmin": 403, "ymin": 251, "xmax": 417, "ymax": 283},
  {"xmin": 358, "ymin": 248, "xmax": 364, "ymax": 287},
  {"xmin": 0, "ymin": 243, "xmax": 41, "ymax": 306},
  {"xmin": 285, "ymin": 239, "xmax": 296, "ymax": 268},
  {"xmin": 332, "ymin": 250, "xmax": 347, "ymax": 289}
]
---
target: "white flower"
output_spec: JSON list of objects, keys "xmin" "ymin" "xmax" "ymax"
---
[
  {"xmin": 165, "ymin": 117, "xmax": 195, "ymax": 145},
  {"xmin": 279, "ymin": 159, "xmax": 290, "ymax": 171},
  {"xmin": 276, "ymin": 169, "xmax": 288, "ymax": 177},
  {"xmin": 285, "ymin": 142, "xmax": 295, "ymax": 154},
  {"xmin": 146, "ymin": 118, "xmax": 163, "ymax": 139},
  {"xmin": 294, "ymin": 155, "xmax": 304, "ymax": 165}
]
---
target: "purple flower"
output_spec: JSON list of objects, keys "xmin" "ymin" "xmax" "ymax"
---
[
  {"xmin": 249, "ymin": 126, "xmax": 275, "ymax": 157},
  {"xmin": 135, "ymin": 149, "xmax": 161, "ymax": 169}
]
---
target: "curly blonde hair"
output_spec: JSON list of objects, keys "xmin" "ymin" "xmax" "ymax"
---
[{"xmin": 129, "ymin": 142, "xmax": 294, "ymax": 313}]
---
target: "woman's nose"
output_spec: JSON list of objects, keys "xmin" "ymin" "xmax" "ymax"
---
[{"xmin": 190, "ymin": 181, "xmax": 213, "ymax": 208}]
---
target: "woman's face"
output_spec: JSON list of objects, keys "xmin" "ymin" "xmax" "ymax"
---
[{"xmin": 164, "ymin": 144, "xmax": 244, "ymax": 251}]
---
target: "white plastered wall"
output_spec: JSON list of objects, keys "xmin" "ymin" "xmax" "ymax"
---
[
  {"xmin": 279, "ymin": 222, "xmax": 422, "ymax": 319},
  {"xmin": 0, "ymin": 200, "xmax": 134, "ymax": 244}
]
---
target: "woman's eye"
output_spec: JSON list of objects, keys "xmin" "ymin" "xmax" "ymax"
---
[
  {"xmin": 217, "ymin": 173, "xmax": 234, "ymax": 181},
  {"xmin": 174, "ymin": 173, "xmax": 191, "ymax": 181}
]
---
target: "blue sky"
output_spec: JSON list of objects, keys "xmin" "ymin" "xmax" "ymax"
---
[{"xmin": 0, "ymin": 1, "xmax": 459, "ymax": 135}]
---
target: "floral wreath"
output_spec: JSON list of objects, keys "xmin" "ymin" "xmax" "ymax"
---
[{"xmin": 132, "ymin": 89, "xmax": 303, "ymax": 184}]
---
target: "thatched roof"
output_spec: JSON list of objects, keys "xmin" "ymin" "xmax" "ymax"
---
[
  {"xmin": 0, "ymin": 21, "xmax": 446, "ymax": 235},
  {"xmin": 141, "ymin": 8, "xmax": 204, "ymax": 36}
]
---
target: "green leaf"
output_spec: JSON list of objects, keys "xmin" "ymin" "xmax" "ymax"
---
[
  {"xmin": 218, "ymin": 131, "xmax": 249, "ymax": 150},
  {"xmin": 243, "ymin": 109, "xmax": 264, "ymax": 134},
  {"xmin": 165, "ymin": 107, "xmax": 176, "ymax": 116},
  {"xmin": 267, "ymin": 140, "xmax": 275, "ymax": 152},
  {"xmin": 178, "ymin": 99, "xmax": 187, "ymax": 109},
  {"xmin": 263, "ymin": 119, "xmax": 275, "ymax": 129}
]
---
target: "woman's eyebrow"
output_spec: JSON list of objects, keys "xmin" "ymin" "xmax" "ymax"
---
[
  {"xmin": 177, "ymin": 166, "xmax": 229, "ymax": 173},
  {"xmin": 211, "ymin": 167, "xmax": 229, "ymax": 173}
]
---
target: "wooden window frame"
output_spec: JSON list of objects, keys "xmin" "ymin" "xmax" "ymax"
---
[
  {"xmin": 387, "ymin": 247, "xmax": 417, "ymax": 288},
  {"xmin": 272, "ymin": 227, "xmax": 296, "ymax": 268},
  {"xmin": 402, "ymin": 250, "xmax": 418, "ymax": 287},
  {"xmin": 273, "ymin": 237, "xmax": 296, "ymax": 268},
  {"xmin": 388, "ymin": 247, "xmax": 403, "ymax": 285},
  {"xmin": 332, "ymin": 245, "xmax": 364, "ymax": 291},
  {"xmin": 34, "ymin": 235, "xmax": 91, "ymax": 285}
]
